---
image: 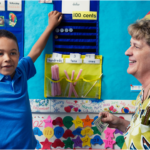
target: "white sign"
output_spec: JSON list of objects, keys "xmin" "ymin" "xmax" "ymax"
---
[
  {"xmin": 62, "ymin": 0, "xmax": 90, "ymax": 14},
  {"xmin": 0, "ymin": 0, "xmax": 5, "ymax": 11},
  {"xmin": 44, "ymin": 0, "xmax": 52, "ymax": 3},
  {"xmin": 7, "ymin": 0, "xmax": 22, "ymax": 11},
  {"xmin": 131, "ymin": 85, "xmax": 142, "ymax": 92},
  {"xmin": 47, "ymin": 53, "xmax": 63, "ymax": 63},
  {"xmin": 84, "ymin": 54, "xmax": 100, "ymax": 64},
  {"xmin": 66, "ymin": 53, "xmax": 82, "ymax": 64}
]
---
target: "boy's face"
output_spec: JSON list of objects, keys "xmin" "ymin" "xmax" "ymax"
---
[{"xmin": 0, "ymin": 37, "xmax": 19, "ymax": 78}]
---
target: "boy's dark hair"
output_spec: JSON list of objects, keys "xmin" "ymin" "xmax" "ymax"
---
[{"xmin": 0, "ymin": 29, "xmax": 19, "ymax": 50}]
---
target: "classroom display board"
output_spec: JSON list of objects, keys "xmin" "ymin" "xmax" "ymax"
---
[
  {"xmin": 53, "ymin": 0, "xmax": 99, "ymax": 55},
  {"xmin": 26, "ymin": 1, "xmax": 149, "ymax": 101},
  {"xmin": 30, "ymin": 99, "xmax": 136, "ymax": 113},
  {"xmin": 33, "ymin": 113, "xmax": 132, "ymax": 149},
  {"xmin": 21, "ymin": 1, "xmax": 150, "ymax": 150},
  {"xmin": 0, "ymin": 0, "xmax": 24, "ymax": 58}
]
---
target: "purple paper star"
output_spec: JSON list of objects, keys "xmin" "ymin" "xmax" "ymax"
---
[
  {"xmin": 72, "ymin": 136, "xmax": 82, "ymax": 148},
  {"xmin": 115, "ymin": 129, "xmax": 123, "ymax": 135}
]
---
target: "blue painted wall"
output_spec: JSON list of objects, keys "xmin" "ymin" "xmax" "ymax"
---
[{"xmin": 25, "ymin": 1, "xmax": 149, "ymax": 100}]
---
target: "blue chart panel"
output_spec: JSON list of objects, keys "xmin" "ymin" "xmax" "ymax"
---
[
  {"xmin": 0, "ymin": 0, "xmax": 25, "ymax": 58},
  {"xmin": 53, "ymin": 0, "xmax": 99, "ymax": 55}
]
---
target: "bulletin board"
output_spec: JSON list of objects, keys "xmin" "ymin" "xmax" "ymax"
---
[
  {"xmin": 0, "ymin": 0, "xmax": 24, "ymax": 58},
  {"xmin": 53, "ymin": 0, "xmax": 99, "ymax": 55},
  {"xmin": 25, "ymin": 1, "xmax": 148, "ymax": 101},
  {"xmin": 22, "ymin": 0, "xmax": 150, "ymax": 149},
  {"xmin": 33, "ymin": 113, "xmax": 132, "ymax": 149}
]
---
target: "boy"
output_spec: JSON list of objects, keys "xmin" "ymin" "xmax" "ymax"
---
[{"xmin": 0, "ymin": 11, "xmax": 62, "ymax": 149}]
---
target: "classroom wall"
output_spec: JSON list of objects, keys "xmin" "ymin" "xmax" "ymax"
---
[
  {"xmin": 23, "ymin": 1, "xmax": 150, "ymax": 149},
  {"xmin": 25, "ymin": 1, "xmax": 150, "ymax": 100}
]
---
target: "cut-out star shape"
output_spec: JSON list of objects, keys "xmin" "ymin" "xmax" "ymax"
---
[
  {"xmin": 72, "ymin": 115, "xmax": 83, "ymax": 128},
  {"xmin": 91, "ymin": 126, "xmax": 101, "ymax": 135},
  {"xmin": 104, "ymin": 127, "xmax": 115, "ymax": 139},
  {"xmin": 103, "ymin": 138, "xmax": 116, "ymax": 149},
  {"xmin": 81, "ymin": 135, "xmax": 92, "ymax": 147},
  {"xmin": 63, "ymin": 137, "xmax": 74, "ymax": 149},
  {"xmin": 81, "ymin": 127, "xmax": 93, "ymax": 136},
  {"xmin": 72, "ymin": 136, "xmax": 82, "ymax": 148},
  {"xmin": 43, "ymin": 115, "xmax": 53, "ymax": 128},
  {"xmin": 82, "ymin": 115, "xmax": 94, "ymax": 127},
  {"xmin": 40, "ymin": 138, "xmax": 52, "ymax": 149}
]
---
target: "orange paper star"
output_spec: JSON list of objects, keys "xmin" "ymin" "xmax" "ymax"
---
[{"xmin": 82, "ymin": 115, "xmax": 94, "ymax": 127}]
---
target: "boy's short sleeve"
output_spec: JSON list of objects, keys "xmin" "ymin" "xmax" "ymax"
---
[{"xmin": 17, "ymin": 56, "xmax": 36, "ymax": 80}]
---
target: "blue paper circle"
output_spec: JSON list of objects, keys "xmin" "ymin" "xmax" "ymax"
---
[
  {"xmin": 72, "ymin": 128, "xmax": 83, "ymax": 137},
  {"xmin": 33, "ymin": 127, "xmax": 43, "ymax": 136},
  {"xmin": 54, "ymin": 126, "xmax": 64, "ymax": 139},
  {"xmin": 91, "ymin": 135, "xmax": 103, "ymax": 145}
]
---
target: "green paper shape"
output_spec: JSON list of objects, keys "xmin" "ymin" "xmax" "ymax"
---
[
  {"xmin": 63, "ymin": 137, "xmax": 74, "ymax": 149},
  {"xmin": 116, "ymin": 135, "xmax": 125, "ymax": 148},
  {"xmin": 92, "ymin": 126, "xmax": 101, "ymax": 135},
  {"xmin": 63, "ymin": 116, "xmax": 73, "ymax": 129}
]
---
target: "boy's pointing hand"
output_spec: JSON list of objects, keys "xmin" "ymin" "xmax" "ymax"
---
[{"xmin": 48, "ymin": 11, "xmax": 62, "ymax": 31}]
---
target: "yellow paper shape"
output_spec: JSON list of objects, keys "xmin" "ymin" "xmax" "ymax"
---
[
  {"xmin": 72, "ymin": 115, "xmax": 83, "ymax": 129},
  {"xmin": 43, "ymin": 127, "xmax": 54, "ymax": 140},
  {"xmin": 131, "ymin": 100, "xmax": 136, "ymax": 106},
  {"xmin": 81, "ymin": 127, "xmax": 93, "ymax": 136},
  {"xmin": 81, "ymin": 135, "xmax": 91, "ymax": 147},
  {"xmin": 44, "ymin": 54, "xmax": 102, "ymax": 99},
  {"xmin": 72, "ymin": 11, "xmax": 97, "ymax": 20}
]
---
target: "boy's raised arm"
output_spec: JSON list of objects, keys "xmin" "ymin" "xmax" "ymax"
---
[{"xmin": 28, "ymin": 11, "xmax": 62, "ymax": 62}]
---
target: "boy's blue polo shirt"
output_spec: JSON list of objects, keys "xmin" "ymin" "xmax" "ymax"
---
[{"xmin": 0, "ymin": 56, "xmax": 37, "ymax": 149}]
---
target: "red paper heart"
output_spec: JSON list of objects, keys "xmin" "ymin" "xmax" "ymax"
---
[
  {"xmin": 119, "ymin": 116, "xmax": 124, "ymax": 120},
  {"xmin": 64, "ymin": 106, "xmax": 71, "ymax": 113},
  {"xmin": 74, "ymin": 100, "xmax": 77, "ymax": 103},
  {"xmin": 74, "ymin": 107, "xmax": 78, "ymax": 112}
]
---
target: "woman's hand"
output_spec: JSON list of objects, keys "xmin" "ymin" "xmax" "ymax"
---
[{"xmin": 98, "ymin": 111, "xmax": 130, "ymax": 132}]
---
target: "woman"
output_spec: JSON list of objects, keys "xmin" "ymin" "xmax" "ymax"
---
[{"xmin": 99, "ymin": 19, "xmax": 150, "ymax": 149}]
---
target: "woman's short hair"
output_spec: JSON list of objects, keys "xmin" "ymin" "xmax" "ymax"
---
[
  {"xmin": 0, "ymin": 29, "xmax": 19, "ymax": 50},
  {"xmin": 128, "ymin": 19, "xmax": 150, "ymax": 46}
]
